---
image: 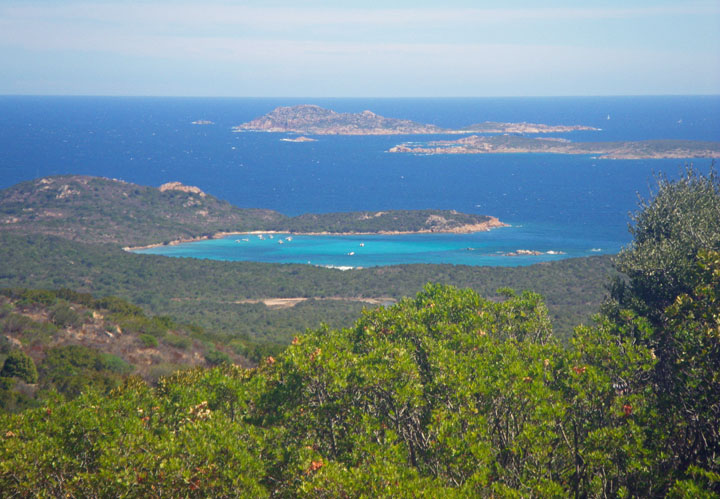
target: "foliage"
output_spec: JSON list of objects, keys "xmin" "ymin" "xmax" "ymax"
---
[
  {"xmin": 611, "ymin": 165, "xmax": 720, "ymax": 320},
  {"xmin": 606, "ymin": 166, "xmax": 720, "ymax": 494},
  {"xmin": 0, "ymin": 350, "xmax": 38, "ymax": 384},
  {"xmin": 138, "ymin": 334, "xmax": 158, "ymax": 348},
  {"xmin": 0, "ymin": 283, "xmax": 669, "ymax": 497},
  {"xmin": 0, "ymin": 288, "xmax": 240, "ymax": 412}
]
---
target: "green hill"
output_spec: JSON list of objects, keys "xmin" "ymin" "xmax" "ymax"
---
[
  {"xmin": 0, "ymin": 175, "xmax": 503, "ymax": 247},
  {"xmin": 0, "ymin": 175, "xmax": 286, "ymax": 247}
]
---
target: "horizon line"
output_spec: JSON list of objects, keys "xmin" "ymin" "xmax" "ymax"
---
[{"xmin": 2, "ymin": 93, "xmax": 719, "ymax": 99}]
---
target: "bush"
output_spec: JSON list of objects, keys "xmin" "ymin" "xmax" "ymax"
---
[
  {"xmin": 204, "ymin": 349, "xmax": 231, "ymax": 366},
  {"xmin": 163, "ymin": 334, "xmax": 192, "ymax": 350},
  {"xmin": 139, "ymin": 334, "xmax": 158, "ymax": 348},
  {"xmin": 0, "ymin": 350, "xmax": 38, "ymax": 384},
  {"xmin": 49, "ymin": 302, "xmax": 82, "ymax": 328}
]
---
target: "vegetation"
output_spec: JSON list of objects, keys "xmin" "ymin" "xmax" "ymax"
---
[
  {"xmin": 0, "ymin": 350, "xmax": 38, "ymax": 384},
  {"xmin": 0, "ymin": 231, "xmax": 614, "ymax": 343},
  {"xmin": 0, "ymin": 175, "xmax": 285, "ymax": 247},
  {"xmin": 0, "ymin": 288, "xmax": 246, "ymax": 413},
  {"xmin": 0, "ymin": 167, "xmax": 717, "ymax": 496},
  {"xmin": 274, "ymin": 209, "xmax": 494, "ymax": 234}
]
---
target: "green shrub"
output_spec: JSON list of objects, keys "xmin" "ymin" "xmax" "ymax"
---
[
  {"xmin": 49, "ymin": 302, "xmax": 82, "ymax": 328},
  {"xmin": 0, "ymin": 350, "xmax": 38, "ymax": 384},
  {"xmin": 204, "ymin": 349, "xmax": 231, "ymax": 366},
  {"xmin": 139, "ymin": 334, "xmax": 158, "ymax": 348},
  {"xmin": 163, "ymin": 334, "xmax": 191, "ymax": 350}
]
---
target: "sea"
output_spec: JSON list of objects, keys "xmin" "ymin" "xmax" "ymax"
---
[{"xmin": 1, "ymin": 96, "xmax": 718, "ymax": 268}]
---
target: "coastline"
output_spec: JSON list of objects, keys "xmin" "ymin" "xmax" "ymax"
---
[{"xmin": 123, "ymin": 217, "xmax": 508, "ymax": 252}]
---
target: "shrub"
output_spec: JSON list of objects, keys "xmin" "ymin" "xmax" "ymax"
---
[
  {"xmin": 0, "ymin": 350, "xmax": 38, "ymax": 384},
  {"xmin": 139, "ymin": 334, "xmax": 158, "ymax": 348}
]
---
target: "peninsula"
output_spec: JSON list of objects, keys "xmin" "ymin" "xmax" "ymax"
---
[
  {"xmin": 234, "ymin": 105, "xmax": 597, "ymax": 135},
  {"xmin": 388, "ymin": 135, "xmax": 720, "ymax": 160},
  {"xmin": 0, "ymin": 176, "xmax": 504, "ymax": 248}
]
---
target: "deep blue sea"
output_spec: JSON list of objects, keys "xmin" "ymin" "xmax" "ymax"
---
[{"xmin": 1, "ymin": 96, "xmax": 718, "ymax": 267}]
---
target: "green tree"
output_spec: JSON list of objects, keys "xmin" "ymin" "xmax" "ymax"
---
[
  {"xmin": 606, "ymin": 166, "xmax": 720, "ymax": 493},
  {"xmin": 0, "ymin": 350, "xmax": 38, "ymax": 384},
  {"xmin": 611, "ymin": 165, "xmax": 720, "ymax": 321}
]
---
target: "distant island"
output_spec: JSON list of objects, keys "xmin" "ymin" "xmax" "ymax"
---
[
  {"xmin": 0, "ymin": 176, "xmax": 505, "ymax": 248},
  {"xmin": 234, "ymin": 105, "xmax": 597, "ymax": 136},
  {"xmin": 389, "ymin": 135, "xmax": 720, "ymax": 160},
  {"xmin": 280, "ymin": 136, "xmax": 317, "ymax": 143}
]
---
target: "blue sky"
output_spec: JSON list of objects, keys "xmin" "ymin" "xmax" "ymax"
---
[{"xmin": 1, "ymin": 0, "xmax": 718, "ymax": 97}]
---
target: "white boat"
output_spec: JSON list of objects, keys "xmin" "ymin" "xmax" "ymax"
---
[
  {"xmin": 285, "ymin": 236, "xmax": 293, "ymax": 241},
  {"xmin": 347, "ymin": 251, "xmax": 355, "ymax": 256},
  {"xmin": 278, "ymin": 240, "xmax": 284, "ymax": 244}
]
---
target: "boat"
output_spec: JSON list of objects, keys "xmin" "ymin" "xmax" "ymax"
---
[
  {"xmin": 278, "ymin": 240, "xmax": 284, "ymax": 244},
  {"xmin": 347, "ymin": 251, "xmax": 355, "ymax": 256}
]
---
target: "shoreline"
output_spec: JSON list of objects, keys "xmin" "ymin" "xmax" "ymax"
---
[{"xmin": 123, "ymin": 217, "xmax": 508, "ymax": 252}]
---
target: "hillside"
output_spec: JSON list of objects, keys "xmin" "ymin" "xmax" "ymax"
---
[
  {"xmin": 0, "ymin": 176, "xmax": 285, "ymax": 247},
  {"xmin": 0, "ymin": 287, "xmax": 248, "ymax": 412}
]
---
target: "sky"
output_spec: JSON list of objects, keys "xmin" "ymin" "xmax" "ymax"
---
[{"xmin": 0, "ymin": 0, "xmax": 719, "ymax": 97}]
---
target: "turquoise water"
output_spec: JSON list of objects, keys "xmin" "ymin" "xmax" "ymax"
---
[{"xmin": 133, "ymin": 223, "xmax": 618, "ymax": 268}]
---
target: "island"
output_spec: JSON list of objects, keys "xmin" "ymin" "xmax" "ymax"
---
[
  {"xmin": 233, "ymin": 105, "xmax": 597, "ymax": 136},
  {"xmin": 280, "ymin": 136, "xmax": 317, "ymax": 143},
  {"xmin": 388, "ymin": 135, "xmax": 720, "ymax": 160},
  {"xmin": 463, "ymin": 121, "xmax": 598, "ymax": 133}
]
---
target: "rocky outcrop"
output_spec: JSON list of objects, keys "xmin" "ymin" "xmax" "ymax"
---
[{"xmin": 159, "ymin": 182, "xmax": 206, "ymax": 197}]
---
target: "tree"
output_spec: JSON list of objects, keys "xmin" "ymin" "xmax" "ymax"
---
[
  {"xmin": 606, "ymin": 166, "xmax": 720, "ymax": 493},
  {"xmin": 610, "ymin": 165, "xmax": 720, "ymax": 321},
  {"xmin": 0, "ymin": 350, "xmax": 38, "ymax": 384}
]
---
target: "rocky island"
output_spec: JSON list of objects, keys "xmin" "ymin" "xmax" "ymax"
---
[
  {"xmin": 389, "ymin": 135, "xmax": 720, "ymax": 160},
  {"xmin": 234, "ymin": 105, "xmax": 597, "ymax": 136},
  {"xmin": 280, "ymin": 136, "xmax": 317, "ymax": 143},
  {"xmin": 234, "ymin": 104, "xmax": 448, "ymax": 135},
  {"xmin": 463, "ymin": 121, "xmax": 598, "ymax": 133}
]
